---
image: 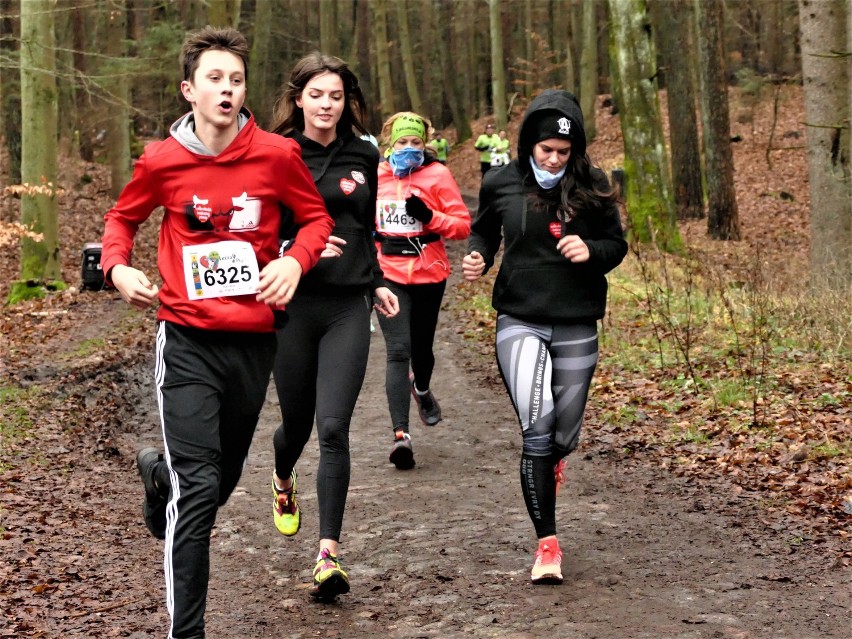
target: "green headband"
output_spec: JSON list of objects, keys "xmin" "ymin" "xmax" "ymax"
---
[{"xmin": 390, "ymin": 115, "xmax": 426, "ymax": 145}]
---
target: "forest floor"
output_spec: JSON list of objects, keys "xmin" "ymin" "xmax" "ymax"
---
[{"xmin": 0, "ymin": 86, "xmax": 849, "ymax": 638}]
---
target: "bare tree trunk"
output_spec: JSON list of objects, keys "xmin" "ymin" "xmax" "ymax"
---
[
  {"xmin": 440, "ymin": 0, "xmax": 471, "ymax": 141},
  {"xmin": 105, "ymin": 0, "xmax": 130, "ymax": 199},
  {"xmin": 251, "ymin": 0, "xmax": 273, "ymax": 129},
  {"xmin": 320, "ymin": 0, "xmax": 336, "ymax": 55},
  {"xmin": 455, "ymin": 0, "xmax": 474, "ymax": 117},
  {"xmin": 372, "ymin": 0, "xmax": 395, "ymax": 121},
  {"xmin": 207, "ymin": 0, "xmax": 241, "ymax": 27},
  {"xmin": 422, "ymin": 0, "xmax": 444, "ymax": 125},
  {"xmin": 395, "ymin": 0, "xmax": 423, "ymax": 114},
  {"xmin": 488, "ymin": 0, "xmax": 507, "ymax": 128},
  {"xmin": 555, "ymin": 0, "xmax": 576, "ymax": 93},
  {"xmin": 579, "ymin": 0, "xmax": 598, "ymax": 141},
  {"xmin": 523, "ymin": 0, "xmax": 533, "ymax": 99},
  {"xmin": 798, "ymin": 0, "xmax": 851, "ymax": 292},
  {"xmin": 352, "ymin": 0, "xmax": 380, "ymax": 132},
  {"xmin": 650, "ymin": 0, "xmax": 704, "ymax": 219},
  {"xmin": 1, "ymin": 0, "xmax": 21, "ymax": 183},
  {"xmin": 608, "ymin": 0, "xmax": 680, "ymax": 251},
  {"xmin": 695, "ymin": 0, "xmax": 740, "ymax": 240},
  {"xmin": 17, "ymin": 0, "xmax": 62, "ymax": 299},
  {"xmin": 71, "ymin": 0, "xmax": 95, "ymax": 161},
  {"xmin": 761, "ymin": 0, "xmax": 783, "ymax": 76}
]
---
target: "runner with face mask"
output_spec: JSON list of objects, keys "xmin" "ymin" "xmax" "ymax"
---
[{"xmin": 374, "ymin": 112, "xmax": 471, "ymax": 470}]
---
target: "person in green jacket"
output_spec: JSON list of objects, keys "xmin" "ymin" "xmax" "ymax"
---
[
  {"xmin": 474, "ymin": 123, "xmax": 500, "ymax": 176},
  {"xmin": 428, "ymin": 130, "xmax": 450, "ymax": 164},
  {"xmin": 490, "ymin": 129, "xmax": 511, "ymax": 168}
]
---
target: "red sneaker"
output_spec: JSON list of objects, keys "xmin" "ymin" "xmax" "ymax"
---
[{"xmin": 531, "ymin": 537, "xmax": 563, "ymax": 584}]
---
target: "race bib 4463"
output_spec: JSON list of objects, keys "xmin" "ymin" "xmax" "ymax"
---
[{"xmin": 376, "ymin": 199, "xmax": 423, "ymax": 234}]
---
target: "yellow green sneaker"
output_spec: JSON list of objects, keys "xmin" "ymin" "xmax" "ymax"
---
[
  {"xmin": 312, "ymin": 548, "xmax": 350, "ymax": 600},
  {"xmin": 272, "ymin": 470, "xmax": 300, "ymax": 536}
]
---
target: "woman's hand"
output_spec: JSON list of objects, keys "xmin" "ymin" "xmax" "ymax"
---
[
  {"xmin": 373, "ymin": 286, "xmax": 399, "ymax": 318},
  {"xmin": 557, "ymin": 235, "xmax": 590, "ymax": 263},
  {"xmin": 257, "ymin": 255, "xmax": 303, "ymax": 306},
  {"xmin": 462, "ymin": 251, "xmax": 485, "ymax": 281},
  {"xmin": 320, "ymin": 235, "xmax": 346, "ymax": 259},
  {"xmin": 110, "ymin": 264, "xmax": 159, "ymax": 310}
]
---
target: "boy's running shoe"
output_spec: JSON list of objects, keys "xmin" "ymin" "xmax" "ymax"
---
[
  {"xmin": 272, "ymin": 470, "xmax": 300, "ymax": 536},
  {"xmin": 312, "ymin": 548, "xmax": 350, "ymax": 600},
  {"xmin": 531, "ymin": 537, "xmax": 563, "ymax": 584},
  {"xmin": 409, "ymin": 373, "xmax": 442, "ymax": 426},
  {"xmin": 137, "ymin": 448, "xmax": 167, "ymax": 540},
  {"xmin": 554, "ymin": 458, "xmax": 568, "ymax": 496},
  {"xmin": 389, "ymin": 430, "xmax": 415, "ymax": 470}
]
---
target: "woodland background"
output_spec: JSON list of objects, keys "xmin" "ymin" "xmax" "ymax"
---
[{"xmin": 0, "ymin": 0, "xmax": 850, "ymax": 618}]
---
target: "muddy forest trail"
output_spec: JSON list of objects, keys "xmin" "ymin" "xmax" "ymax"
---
[{"xmin": 82, "ymin": 238, "xmax": 846, "ymax": 639}]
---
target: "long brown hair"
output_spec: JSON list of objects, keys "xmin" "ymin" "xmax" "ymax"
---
[{"xmin": 269, "ymin": 52, "xmax": 368, "ymax": 137}]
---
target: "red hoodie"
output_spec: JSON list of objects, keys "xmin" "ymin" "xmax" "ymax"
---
[{"xmin": 101, "ymin": 112, "xmax": 333, "ymax": 332}]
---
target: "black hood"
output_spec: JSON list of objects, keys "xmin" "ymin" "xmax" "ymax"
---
[{"xmin": 517, "ymin": 89, "xmax": 586, "ymax": 177}]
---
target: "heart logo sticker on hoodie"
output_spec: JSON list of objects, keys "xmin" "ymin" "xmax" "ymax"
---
[
  {"xmin": 548, "ymin": 221, "xmax": 562, "ymax": 239},
  {"xmin": 339, "ymin": 178, "xmax": 356, "ymax": 195}
]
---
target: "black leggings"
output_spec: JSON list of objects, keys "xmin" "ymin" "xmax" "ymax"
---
[
  {"xmin": 376, "ymin": 279, "xmax": 447, "ymax": 432},
  {"xmin": 272, "ymin": 291, "xmax": 372, "ymax": 541}
]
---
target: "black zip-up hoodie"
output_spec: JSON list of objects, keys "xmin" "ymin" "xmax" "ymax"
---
[
  {"xmin": 282, "ymin": 130, "xmax": 385, "ymax": 295},
  {"xmin": 467, "ymin": 90, "xmax": 627, "ymax": 323}
]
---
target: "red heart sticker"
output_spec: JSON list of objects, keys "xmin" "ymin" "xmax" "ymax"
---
[
  {"xmin": 339, "ymin": 179, "xmax": 356, "ymax": 195},
  {"xmin": 200, "ymin": 255, "xmax": 210, "ymax": 268},
  {"xmin": 548, "ymin": 222, "xmax": 562, "ymax": 239}
]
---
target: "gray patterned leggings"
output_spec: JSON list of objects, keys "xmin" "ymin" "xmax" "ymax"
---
[{"xmin": 495, "ymin": 314, "xmax": 599, "ymax": 458}]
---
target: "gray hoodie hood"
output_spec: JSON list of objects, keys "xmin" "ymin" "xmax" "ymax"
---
[
  {"xmin": 169, "ymin": 108, "xmax": 250, "ymax": 156},
  {"xmin": 517, "ymin": 90, "xmax": 586, "ymax": 177}
]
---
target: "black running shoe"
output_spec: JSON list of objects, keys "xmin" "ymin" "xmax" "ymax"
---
[
  {"xmin": 410, "ymin": 374, "xmax": 442, "ymax": 426},
  {"xmin": 389, "ymin": 430, "xmax": 415, "ymax": 470},
  {"xmin": 137, "ymin": 448, "xmax": 167, "ymax": 539}
]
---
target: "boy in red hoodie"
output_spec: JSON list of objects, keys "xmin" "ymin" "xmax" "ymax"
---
[{"xmin": 100, "ymin": 26, "xmax": 332, "ymax": 639}]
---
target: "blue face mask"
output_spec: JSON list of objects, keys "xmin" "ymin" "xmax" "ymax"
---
[
  {"xmin": 389, "ymin": 147, "xmax": 425, "ymax": 177},
  {"xmin": 529, "ymin": 156, "xmax": 566, "ymax": 189}
]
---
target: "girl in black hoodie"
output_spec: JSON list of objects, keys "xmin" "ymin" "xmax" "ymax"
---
[
  {"xmin": 463, "ymin": 90, "xmax": 627, "ymax": 584},
  {"xmin": 268, "ymin": 52, "xmax": 399, "ymax": 600}
]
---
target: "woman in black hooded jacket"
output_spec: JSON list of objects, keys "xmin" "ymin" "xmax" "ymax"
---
[{"xmin": 463, "ymin": 89, "xmax": 627, "ymax": 585}]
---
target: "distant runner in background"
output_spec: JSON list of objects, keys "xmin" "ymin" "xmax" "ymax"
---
[
  {"xmin": 473, "ymin": 122, "xmax": 500, "ymax": 177},
  {"xmin": 463, "ymin": 89, "xmax": 627, "ymax": 586},
  {"xmin": 490, "ymin": 129, "xmax": 510, "ymax": 168},
  {"xmin": 427, "ymin": 130, "xmax": 450, "ymax": 164}
]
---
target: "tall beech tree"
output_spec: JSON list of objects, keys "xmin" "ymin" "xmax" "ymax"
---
[
  {"xmin": 608, "ymin": 0, "xmax": 680, "ymax": 251},
  {"xmin": 650, "ymin": 0, "xmax": 704, "ymax": 220},
  {"xmin": 15, "ymin": 0, "xmax": 62, "ymax": 302},
  {"xmin": 695, "ymin": 0, "xmax": 740, "ymax": 240},
  {"xmin": 798, "ymin": 0, "xmax": 851, "ymax": 292}
]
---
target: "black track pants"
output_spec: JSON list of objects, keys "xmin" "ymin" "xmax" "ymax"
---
[
  {"xmin": 156, "ymin": 321, "xmax": 275, "ymax": 639},
  {"xmin": 272, "ymin": 291, "xmax": 371, "ymax": 541}
]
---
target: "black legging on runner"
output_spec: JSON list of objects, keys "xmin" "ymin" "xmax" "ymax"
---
[
  {"xmin": 376, "ymin": 279, "xmax": 447, "ymax": 432},
  {"xmin": 495, "ymin": 314, "xmax": 599, "ymax": 538},
  {"xmin": 272, "ymin": 290, "xmax": 372, "ymax": 541}
]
